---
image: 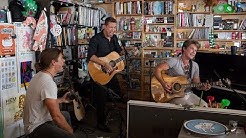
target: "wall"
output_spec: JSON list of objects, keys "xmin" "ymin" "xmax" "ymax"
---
[{"xmin": 1, "ymin": 0, "xmax": 8, "ymax": 8}]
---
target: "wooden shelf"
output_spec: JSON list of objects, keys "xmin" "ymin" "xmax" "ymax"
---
[
  {"xmin": 215, "ymin": 39, "xmax": 244, "ymax": 42},
  {"xmin": 147, "ymin": 23, "xmax": 174, "ymax": 25},
  {"xmin": 119, "ymin": 38, "xmax": 142, "ymax": 41},
  {"xmin": 127, "ymin": 57, "xmax": 141, "ymax": 60},
  {"xmin": 91, "ymin": 1, "xmax": 113, "ymax": 5},
  {"xmin": 176, "ymin": 26, "xmax": 209, "ymax": 29},
  {"xmin": 177, "ymin": 11, "xmax": 211, "ymax": 14},
  {"xmin": 114, "ymin": 0, "xmax": 141, "ymax": 2},
  {"xmin": 117, "ymin": 30, "xmax": 142, "ymax": 33},
  {"xmin": 214, "ymin": 30, "xmax": 246, "ymax": 32},
  {"xmin": 143, "ymin": 57, "xmax": 169, "ymax": 60},
  {"xmin": 213, "ymin": 12, "xmax": 246, "ymax": 15},
  {"xmin": 115, "ymin": 14, "xmax": 142, "ymax": 16},
  {"xmin": 145, "ymin": 32, "xmax": 168, "ymax": 34},
  {"xmin": 143, "ymin": 47, "xmax": 174, "ymax": 50},
  {"xmin": 176, "ymin": 39, "xmax": 209, "ymax": 41},
  {"xmin": 144, "ymin": 14, "xmax": 174, "ymax": 17}
]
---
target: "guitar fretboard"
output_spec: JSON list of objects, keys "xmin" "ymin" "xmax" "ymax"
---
[
  {"xmin": 183, "ymin": 81, "xmax": 221, "ymax": 88},
  {"xmin": 114, "ymin": 50, "xmax": 134, "ymax": 64}
]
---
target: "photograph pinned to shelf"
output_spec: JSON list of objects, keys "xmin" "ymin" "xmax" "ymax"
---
[
  {"xmin": 132, "ymin": 32, "xmax": 141, "ymax": 39},
  {"xmin": 161, "ymin": 32, "xmax": 174, "ymax": 47},
  {"xmin": 145, "ymin": 59, "xmax": 156, "ymax": 67}
]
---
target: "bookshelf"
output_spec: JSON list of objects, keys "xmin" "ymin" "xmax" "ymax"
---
[
  {"xmin": 40, "ymin": 0, "xmax": 100, "ymax": 90},
  {"xmin": 176, "ymin": 0, "xmax": 246, "ymax": 54},
  {"xmin": 108, "ymin": 0, "xmax": 176, "ymax": 100},
  {"xmin": 94, "ymin": 0, "xmax": 246, "ymax": 100}
]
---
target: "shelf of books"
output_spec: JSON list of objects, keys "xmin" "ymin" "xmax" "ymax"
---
[
  {"xmin": 49, "ymin": 0, "xmax": 99, "ymax": 84},
  {"xmin": 176, "ymin": 0, "xmax": 246, "ymax": 54},
  {"xmin": 101, "ymin": 0, "xmax": 246, "ymax": 100}
]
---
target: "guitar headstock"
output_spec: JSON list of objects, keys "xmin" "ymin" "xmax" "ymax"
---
[
  {"xmin": 222, "ymin": 78, "xmax": 231, "ymax": 88},
  {"xmin": 125, "ymin": 42, "xmax": 149, "ymax": 57},
  {"xmin": 217, "ymin": 78, "xmax": 231, "ymax": 88}
]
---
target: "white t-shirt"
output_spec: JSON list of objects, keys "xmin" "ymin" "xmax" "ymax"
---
[
  {"xmin": 166, "ymin": 57, "xmax": 199, "ymax": 81},
  {"xmin": 166, "ymin": 56, "xmax": 199, "ymax": 93},
  {"xmin": 23, "ymin": 71, "xmax": 57, "ymax": 134}
]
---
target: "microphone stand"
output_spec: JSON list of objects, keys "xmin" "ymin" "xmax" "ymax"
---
[
  {"xmin": 120, "ymin": 41, "xmax": 132, "ymax": 101},
  {"xmin": 149, "ymin": 60, "xmax": 154, "ymax": 101}
]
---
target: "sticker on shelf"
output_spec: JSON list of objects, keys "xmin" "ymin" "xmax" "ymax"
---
[{"xmin": 51, "ymin": 24, "xmax": 62, "ymax": 36}]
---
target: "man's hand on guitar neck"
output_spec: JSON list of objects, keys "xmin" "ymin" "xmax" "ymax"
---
[
  {"xmin": 198, "ymin": 81, "xmax": 211, "ymax": 91},
  {"xmin": 58, "ymin": 92, "xmax": 73, "ymax": 104}
]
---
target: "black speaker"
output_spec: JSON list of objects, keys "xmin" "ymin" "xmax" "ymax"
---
[{"xmin": 127, "ymin": 100, "xmax": 246, "ymax": 138}]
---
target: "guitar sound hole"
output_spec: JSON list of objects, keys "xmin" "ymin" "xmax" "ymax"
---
[
  {"xmin": 101, "ymin": 66, "xmax": 107, "ymax": 73},
  {"xmin": 173, "ymin": 83, "xmax": 181, "ymax": 92},
  {"xmin": 109, "ymin": 61, "xmax": 116, "ymax": 67}
]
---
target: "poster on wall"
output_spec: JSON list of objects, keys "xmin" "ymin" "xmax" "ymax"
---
[
  {"xmin": 15, "ymin": 24, "xmax": 34, "ymax": 52},
  {"xmin": 20, "ymin": 61, "xmax": 33, "ymax": 89},
  {"xmin": 15, "ymin": 23, "xmax": 36, "ymax": 93},
  {"xmin": 0, "ymin": 57, "xmax": 17, "ymax": 91},
  {"xmin": 2, "ymin": 91, "xmax": 25, "ymax": 138},
  {"xmin": 0, "ymin": 23, "xmax": 15, "ymax": 56}
]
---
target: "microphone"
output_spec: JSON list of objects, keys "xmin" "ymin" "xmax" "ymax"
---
[
  {"xmin": 119, "ymin": 40, "xmax": 129, "ymax": 56},
  {"xmin": 118, "ymin": 40, "xmax": 122, "ymax": 47}
]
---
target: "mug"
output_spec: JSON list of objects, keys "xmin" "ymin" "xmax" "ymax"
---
[{"xmin": 231, "ymin": 46, "xmax": 237, "ymax": 55}]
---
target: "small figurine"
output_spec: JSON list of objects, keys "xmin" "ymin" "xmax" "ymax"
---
[{"xmin": 130, "ymin": 17, "xmax": 135, "ymax": 30}]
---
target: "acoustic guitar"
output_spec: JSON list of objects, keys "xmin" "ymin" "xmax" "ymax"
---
[
  {"xmin": 151, "ymin": 74, "xmax": 227, "ymax": 103},
  {"xmin": 64, "ymin": 66, "xmax": 85, "ymax": 121},
  {"xmin": 88, "ymin": 49, "xmax": 139, "ymax": 85}
]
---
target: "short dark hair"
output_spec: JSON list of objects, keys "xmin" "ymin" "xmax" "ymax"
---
[
  {"xmin": 35, "ymin": 48, "xmax": 63, "ymax": 71},
  {"xmin": 104, "ymin": 17, "xmax": 117, "ymax": 25},
  {"xmin": 182, "ymin": 39, "xmax": 200, "ymax": 52}
]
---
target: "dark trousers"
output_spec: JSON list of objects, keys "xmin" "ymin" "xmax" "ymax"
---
[
  {"xmin": 27, "ymin": 111, "xmax": 75, "ymax": 138},
  {"xmin": 94, "ymin": 76, "xmax": 120, "ymax": 125}
]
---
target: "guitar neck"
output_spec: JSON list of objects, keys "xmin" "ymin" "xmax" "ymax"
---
[
  {"xmin": 114, "ymin": 49, "xmax": 135, "ymax": 64},
  {"xmin": 64, "ymin": 66, "xmax": 76, "ymax": 94},
  {"xmin": 183, "ymin": 81, "xmax": 220, "ymax": 89},
  {"xmin": 115, "ymin": 55, "xmax": 125, "ymax": 64}
]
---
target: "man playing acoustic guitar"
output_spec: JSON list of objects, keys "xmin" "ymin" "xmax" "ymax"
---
[
  {"xmin": 153, "ymin": 39, "xmax": 211, "ymax": 107},
  {"xmin": 87, "ymin": 17, "xmax": 124, "ymax": 133}
]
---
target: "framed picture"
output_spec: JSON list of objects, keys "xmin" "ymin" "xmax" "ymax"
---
[
  {"xmin": 150, "ymin": 51, "xmax": 157, "ymax": 57},
  {"xmin": 133, "ymin": 32, "xmax": 141, "ymax": 39}
]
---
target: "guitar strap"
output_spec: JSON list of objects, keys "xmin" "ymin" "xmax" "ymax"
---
[{"xmin": 189, "ymin": 60, "xmax": 192, "ymax": 79}]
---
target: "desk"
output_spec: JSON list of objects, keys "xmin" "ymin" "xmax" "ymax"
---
[{"xmin": 178, "ymin": 125, "xmax": 245, "ymax": 138}]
